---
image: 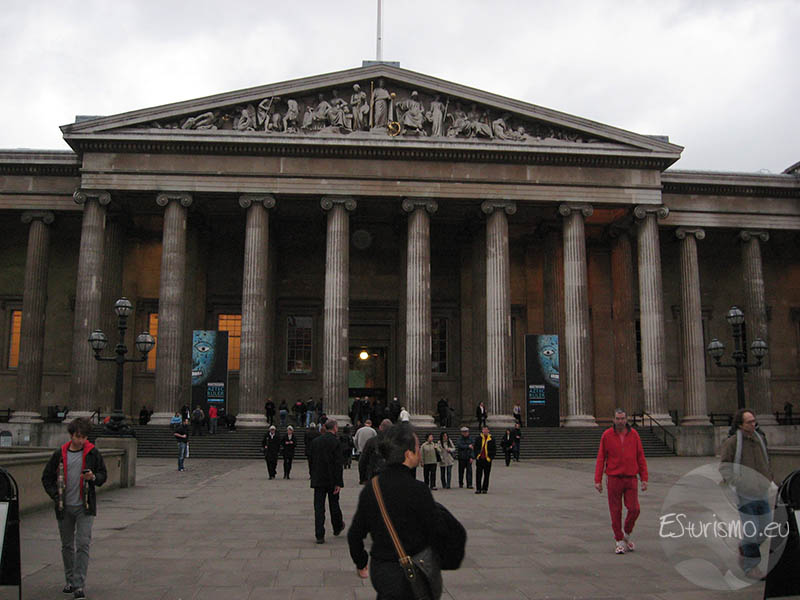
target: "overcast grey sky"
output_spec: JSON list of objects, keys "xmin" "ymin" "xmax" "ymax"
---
[{"xmin": 2, "ymin": 0, "xmax": 797, "ymax": 173}]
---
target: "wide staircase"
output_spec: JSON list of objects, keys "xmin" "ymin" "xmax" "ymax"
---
[{"xmin": 94, "ymin": 423, "xmax": 674, "ymax": 459}]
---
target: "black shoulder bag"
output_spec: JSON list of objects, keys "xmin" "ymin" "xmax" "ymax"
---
[{"xmin": 371, "ymin": 476, "xmax": 442, "ymax": 600}]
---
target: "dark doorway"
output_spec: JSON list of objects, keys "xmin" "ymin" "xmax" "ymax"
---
[{"xmin": 348, "ymin": 346, "xmax": 387, "ymax": 405}]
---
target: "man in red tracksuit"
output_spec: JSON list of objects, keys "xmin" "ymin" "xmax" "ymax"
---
[{"xmin": 594, "ymin": 408, "xmax": 648, "ymax": 554}]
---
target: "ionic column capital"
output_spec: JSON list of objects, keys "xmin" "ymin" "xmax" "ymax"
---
[
  {"xmin": 239, "ymin": 194, "xmax": 276, "ymax": 210},
  {"xmin": 675, "ymin": 227, "xmax": 705, "ymax": 241},
  {"xmin": 73, "ymin": 190, "xmax": 111, "ymax": 206},
  {"xmin": 481, "ymin": 200, "xmax": 517, "ymax": 216},
  {"xmin": 21, "ymin": 211, "xmax": 55, "ymax": 225},
  {"xmin": 156, "ymin": 192, "xmax": 193, "ymax": 208},
  {"xmin": 633, "ymin": 205, "xmax": 669, "ymax": 220},
  {"xmin": 739, "ymin": 230, "xmax": 769, "ymax": 243},
  {"xmin": 401, "ymin": 198, "xmax": 438, "ymax": 214},
  {"xmin": 320, "ymin": 196, "xmax": 357, "ymax": 212},
  {"xmin": 558, "ymin": 203, "xmax": 592, "ymax": 218}
]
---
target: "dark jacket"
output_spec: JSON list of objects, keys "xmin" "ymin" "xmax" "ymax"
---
[
  {"xmin": 500, "ymin": 433, "xmax": 513, "ymax": 452},
  {"xmin": 281, "ymin": 434, "xmax": 297, "ymax": 459},
  {"xmin": 310, "ymin": 431, "xmax": 344, "ymax": 489},
  {"xmin": 473, "ymin": 434, "xmax": 496, "ymax": 461},
  {"xmin": 42, "ymin": 441, "xmax": 107, "ymax": 519},
  {"xmin": 262, "ymin": 432, "xmax": 281, "ymax": 458},
  {"xmin": 305, "ymin": 429, "xmax": 320, "ymax": 457},
  {"xmin": 455, "ymin": 434, "xmax": 474, "ymax": 461},
  {"xmin": 359, "ymin": 434, "xmax": 386, "ymax": 481}
]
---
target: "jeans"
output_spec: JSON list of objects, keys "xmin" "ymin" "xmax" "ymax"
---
[
  {"xmin": 58, "ymin": 505, "xmax": 94, "ymax": 590},
  {"xmin": 279, "ymin": 410, "xmax": 287, "ymax": 426},
  {"xmin": 440, "ymin": 465, "xmax": 452, "ymax": 489},
  {"xmin": 423, "ymin": 464, "xmax": 437, "ymax": 489},
  {"xmin": 738, "ymin": 497, "xmax": 772, "ymax": 572},
  {"xmin": 178, "ymin": 442, "xmax": 187, "ymax": 470},
  {"xmin": 458, "ymin": 459, "xmax": 473, "ymax": 487},
  {"xmin": 313, "ymin": 487, "xmax": 343, "ymax": 540},
  {"xmin": 305, "ymin": 411, "xmax": 313, "ymax": 427},
  {"xmin": 209, "ymin": 417, "xmax": 217, "ymax": 434}
]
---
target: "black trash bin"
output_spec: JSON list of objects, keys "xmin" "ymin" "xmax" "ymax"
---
[
  {"xmin": 0, "ymin": 466, "xmax": 21, "ymax": 600},
  {"xmin": 765, "ymin": 469, "xmax": 800, "ymax": 598}
]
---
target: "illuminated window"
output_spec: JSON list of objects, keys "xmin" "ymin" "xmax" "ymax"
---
[
  {"xmin": 217, "ymin": 314, "xmax": 241, "ymax": 371},
  {"xmin": 8, "ymin": 310, "xmax": 22, "ymax": 369},
  {"xmin": 146, "ymin": 313, "xmax": 158, "ymax": 371},
  {"xmin": 432, "ymin": 317, "xmax": 447, "ymax": 374},
  {"xmin": 287, "ymin": 316, "xmax": 312, "ymax": 374}
]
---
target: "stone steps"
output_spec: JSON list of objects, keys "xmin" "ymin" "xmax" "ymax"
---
[{"xmin": 92, "ymin": 423, "xmax": 674, "ymax": 459}]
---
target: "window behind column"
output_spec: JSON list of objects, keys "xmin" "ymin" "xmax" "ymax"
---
[
  {"xmin": 432, "ymin": 317, "xmax": 447, "ymax": 374},
  {"xmin": 146, "ymin": 313, "xmax": 158, "ymax": 371},
  {"xmin": 7, "ymin": 309, "xmax": 21, "ymax": 369},
  {"xmin": 217, "ymin": 314, "xmax": 241, "ymax": 371},
  {"xmin": 287, "ymin": 316, "xmax": 312, "ymax": 374}
]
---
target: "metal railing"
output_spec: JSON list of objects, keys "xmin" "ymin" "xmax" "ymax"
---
[{"xmin": 631, "ymin": 411, "xmax": 677, "ymax": 454}]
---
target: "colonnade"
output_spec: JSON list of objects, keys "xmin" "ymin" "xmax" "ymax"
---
[{"xmin": 9, "ymin": 192, "xmax": 776, "ymax": 427}]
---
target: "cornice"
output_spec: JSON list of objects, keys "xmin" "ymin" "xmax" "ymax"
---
[
  {"xmin": 0, "ymin": 150, "xmax": 80, "ymax": 177},
  {"xmin": 662, "ymin": 169, "xmax": 800, "ymax": 198}
]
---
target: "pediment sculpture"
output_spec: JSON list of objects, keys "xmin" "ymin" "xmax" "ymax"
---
[{"xmin": 143, "ymin": 79, "xmax": 602, "ymax": 144}]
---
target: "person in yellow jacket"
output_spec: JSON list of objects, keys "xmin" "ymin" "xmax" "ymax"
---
[{"xmin": 473, "ymin": 426, "xmax": 496, "ymax": 494}]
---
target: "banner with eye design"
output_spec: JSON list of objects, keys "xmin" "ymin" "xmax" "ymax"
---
[
  {"xmin": 192, "ymin": 330, "xmax": 229, "ymax": 414},
  {"xmin": 524, "ymin": 334, "xmax": 560, "ymax": 427}
]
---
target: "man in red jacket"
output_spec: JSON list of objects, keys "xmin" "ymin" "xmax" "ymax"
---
[{"xmin": 594, "ymin": 408, "xmax": 648, "ymax": 554}]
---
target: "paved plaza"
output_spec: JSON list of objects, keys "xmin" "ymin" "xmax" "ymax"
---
[{"xmin": 7, "ymin": 456, "xmax": 770, "ymax": 600}]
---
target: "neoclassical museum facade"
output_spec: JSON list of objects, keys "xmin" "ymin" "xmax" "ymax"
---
[{"xmin": 1, "ymin": 65, "xmax": 799, "ymax": 432}]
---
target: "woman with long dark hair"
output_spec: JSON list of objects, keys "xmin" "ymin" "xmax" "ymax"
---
[{"xmin": 348, "ymin": 424, "xmax": 439, "ymax": 599}]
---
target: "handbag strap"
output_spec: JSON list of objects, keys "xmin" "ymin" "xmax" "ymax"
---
[{"xmin": 371, "ymin": 476, "xmax": 412, "ymax": 567}]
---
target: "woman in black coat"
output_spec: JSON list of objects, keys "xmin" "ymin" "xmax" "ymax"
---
[{"xmin": 500, "ymin": 428, "xmax": 514, "ymax": 467}]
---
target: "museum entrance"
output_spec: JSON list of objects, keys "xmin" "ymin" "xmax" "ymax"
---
[{"xmin": 348, "ymin": 346, "xmax": 387, "ymax": 421}]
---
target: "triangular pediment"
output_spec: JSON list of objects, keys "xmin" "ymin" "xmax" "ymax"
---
[{"xmin": 61, "ymin": 65, "xmax": 681, "ymax": 163}]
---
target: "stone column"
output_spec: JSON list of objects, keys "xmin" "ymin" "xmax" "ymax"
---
[
  {"xmin": 11, "ymin": 211, "xmax": 55, "ymax": 423},
  {"xmin": 739, "ymin": 230, "xmax": 775, "ymax": 424},
  {"xmin": 542, "ymin": 226, "xmax": 567, "ymax": 421},
  {"xmin": 559, "ymin": 204, "xmax": 596, "ymax": 426},
  {"xmin": 237, "ymin": 194, "xmax": 276, "ymax": 427},
  {"xmin": 403, "ymin": 198, "xmax": 438, "ymax": 427},
  {"xmin": 482, "ymin": 200, "xmax": 517, "ymax": 428},
  {"xmin": 610, "ymin": 227, "xmax": 640, "ymax": 417},
  {"xmin": 321, "ymin": 196, "xmax": 356, "ymax": 423},
  {"xmin": 676, "ymin": 228, "xmax": 710, "ymax": 425},
  {"xmin": 69, "ymin": 190, "xmax": 110, "ymax": 416},
  {"xmin": 151, "ymin": 193, "xmax": 192, "ymax": 423},
  {"xmin": 634, "ymin": 205, "xmax": 671, "ymax": 423}
]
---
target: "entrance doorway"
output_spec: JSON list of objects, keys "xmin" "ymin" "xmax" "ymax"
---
[{"xmin": 348, "ymin": 346, "xmax": 387, "ymax": 417}]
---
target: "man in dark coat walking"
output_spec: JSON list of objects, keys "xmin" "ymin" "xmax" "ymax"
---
[
  {"xmin": 310, "ymin": 419, "xmax": 345, "ymax": 543},
  {"xmin": 262, "ymin": 425, "xmax": 281, "ymax": 480}
]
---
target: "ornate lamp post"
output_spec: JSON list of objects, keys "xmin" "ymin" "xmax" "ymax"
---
[
  {"xmin": 88, "ymin": 298, "xmax": 155, "ymax": 434},
  {"xmin": 706, "ymin": 305, "xmax": 768, "ymax": 410}
]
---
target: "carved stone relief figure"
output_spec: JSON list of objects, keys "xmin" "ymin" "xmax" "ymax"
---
[
  {"xmin": 235, "ymin": 105, "xmax": 257, "ymax": 131},
  {"xmin": 182, "ymin": 111, "xmax": 217, "ymax": 130},
  {"xmin": 329, "ymin": 90, "xmax": 353, "ymax": 130},
  {"xmin": 282, "ymin": 99, "xmax": 300, "ymax": 132},
  {"xmin": 466, "ymin": 104, "xmax": 493, "ymax": 138},
  {"xmin": 427, "ymin": 95, "xmax": 446, "ymax": 137},
  {"xmin": 397, "ymin": 91, "xmax": 426, "ymax": 136},
  {"xmin": 446, "ymin": 103, "xmax": 469, "ymax": 137},
  {"xmin": 301, "ymin": 105, "xmax": 314, "ymax": 130},
  {"xmin": 311, "ymin": 93, "xmax": 331, "ymax": 131},
  {"xmin": 258, "ymin": 97, "xmax": 282, "ymax": 132},
  {"xmin": 371, "ymin": 78, "xmax": 392, "ymax": 128},
  {"xmin": 350, "ymin": 84, "xmax": 369, "ymax": 131}
]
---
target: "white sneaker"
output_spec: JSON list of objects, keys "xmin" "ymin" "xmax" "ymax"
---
[
  {"xmin": 624, "ymin": 537, "xmax": 635, "ymax": 552},
  {"xmin": 615, "ymin": 540, "xmax": 626, "ymax": 554}
]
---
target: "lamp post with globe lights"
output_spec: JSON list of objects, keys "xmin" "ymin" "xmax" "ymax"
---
[
  {"xmin": 706, "ymin": 305, "xmax": 768, "ymax": 411},
  {"xmin": 88, "ymin": 298, "xmax": 155, "ymax": 434}
]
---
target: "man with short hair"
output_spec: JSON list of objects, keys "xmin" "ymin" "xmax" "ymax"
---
[
  {"xmin": 512, "ymin": 422, "xmax": 522, "ymax": 462},
  {"xmin": 174, "ymin": 417, "xmax": 189, "ymax": 471},
  {"xmin": 473, "ymin": 426, "xmax": 496, "ymax": 493},
  {"xmin": 208, "ymin": 403, "xmax": 218, "ymax": 435},
  {"xmin": 358, "ymin": 418, "xmax": 393, "ymax": 483},
  {"xmin": 594, "ymin": 408, "xmax": 648, "ymax": 554},
  {"xmin": 41, "ymin": 417, "xmax": 107, "ymax": 600},
  {"xmin": 719, "ymin": 408, "xmax": 774, "ymax": 579},
  {"xmin": 456, "ymin": 427, "xmax": 474, "ymax": 488},
  {"xmin": 262, "ymin": 425, "xmax": 281, "ymax": 480},
  {"xmin": 191, "ymin": 405, "xmax": 204, "ymax": 436},
  {"xmin": 310, "ymin": 419, "xmax": 345, "ymax": 543},
  {"xmin": 354, "ymin": 419, "xmax": 377, "ymax": 454}
]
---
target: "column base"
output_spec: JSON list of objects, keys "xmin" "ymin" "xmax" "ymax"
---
[
  {"xmin": 65, "ymin": 410, "xmax": 98, "ymax": 421},
  {"xmin": 9, "ymin": 411, "xmax": 43, "ymax": 423},
  {"xmin": 563, "ymin": 414, "xmax": 598, "ymax": 427},
  {"xmin": 487, "ymin": 415, "xmax": 516, "ymax": 429},
  {"xmin": 680, "ymin": 414, "xmax": 712, "ymax": 426},
  {"xmin": 325, "ymin": 415, "xmax": 351, "ymax": 429},
  {"xmin": 410, "ymin": 414, "xmax": 436, "ymax": 428},
  {"xmin": 235, "ymin": 414, "xmax": 268, "ymax": 428},
  {"xmin": 644, "ymin": 413, "xmax": 675, "ymax": 426},
  {"xmin": 756, "ymin": 413, "xmax": 778, "ymax": 426},
  {"xmin": 149, "ymin": 412, "xmax": 177, "ymax": 425}
]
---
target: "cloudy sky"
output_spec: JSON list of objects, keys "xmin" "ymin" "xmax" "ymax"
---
[{"xmin": 2, "ymin": 0, "xmax": 797, "ymax": 173}]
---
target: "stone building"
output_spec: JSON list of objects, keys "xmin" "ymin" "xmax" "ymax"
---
[{"xmin": 1, "ymin": 65, "xmax": 798, "ymax": 433}]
